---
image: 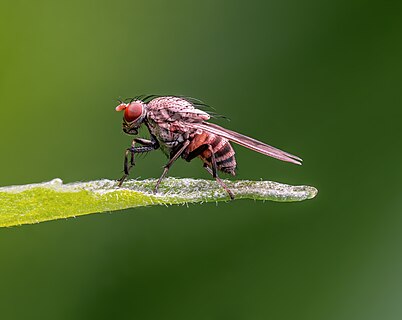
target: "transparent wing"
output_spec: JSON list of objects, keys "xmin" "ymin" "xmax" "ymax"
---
[{"xmin": 192, "ymin": 122, "xmax": 302, "ymax": 165}]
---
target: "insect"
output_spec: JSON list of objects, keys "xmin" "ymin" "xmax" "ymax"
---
[{"xmin": 116, "ymin": 95, "xmax": 302, "ymax": 199}]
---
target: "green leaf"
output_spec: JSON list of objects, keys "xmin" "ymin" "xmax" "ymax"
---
[{"xmin": 0, "ymin": 178, "xmax": 318, "ymax": 228}]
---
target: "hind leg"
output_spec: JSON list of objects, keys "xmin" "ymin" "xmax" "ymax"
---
[
  {"xmin": 182, "ymin": 143, "xmax": 235, "ymax": 199},
  {"xmin": 203, "ymin": 145, "xmax": 234, "ymax": 200},
  {"xmin": 203, "ymin": 164, "xmax": 235, "ymax": 200}
]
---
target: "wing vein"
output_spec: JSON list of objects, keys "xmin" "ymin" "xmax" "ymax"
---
[{"xmin": 194, "ymin": 122, "xmax": 302, "ymax": 165}]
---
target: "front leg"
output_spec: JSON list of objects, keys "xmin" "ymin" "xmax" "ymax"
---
[
  {"xmin": 127, "ymin": 138, "xmax": 158, "ymax": 168},
  {"xmin": 117, "ymin": 137, "xmax": 159, "ymax": 187}
]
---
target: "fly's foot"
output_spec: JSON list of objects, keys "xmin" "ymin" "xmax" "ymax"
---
[
  {"xmin": 117, "ymin": 175, "xmax": 128, "ymax": 187},
  {"xmin": 226, "ymin": 189, "xmax": 235, "ymax": 201}
]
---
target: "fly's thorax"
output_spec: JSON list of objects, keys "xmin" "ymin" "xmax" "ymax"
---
[{"xmin": 145, "ymin": 116, "xmax": 195, "ymax": 151}]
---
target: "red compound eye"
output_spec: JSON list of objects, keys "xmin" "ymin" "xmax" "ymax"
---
[{"xmin": 115, "ymin": 102, "xmax": 143, "ymax": 122}]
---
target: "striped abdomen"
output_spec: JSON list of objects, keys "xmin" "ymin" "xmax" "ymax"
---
[{"xmin": 184, "ymin": 132, "xmax": 237, "ymax": 175}]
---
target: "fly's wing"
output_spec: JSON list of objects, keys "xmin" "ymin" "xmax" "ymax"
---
[
  {"xmin": 192, "ymin": 122, "xmax": 302, "ymax": 165},
  {"xmin": 147, "ymin": 96, "xmax": 210, "ymax": 125},
  {"xmin": 146, "ymin": 96, "xmax": 301, "ymax": 164}
]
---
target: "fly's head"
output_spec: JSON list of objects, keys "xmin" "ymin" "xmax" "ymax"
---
[{"xmin": 115, "ymin": 100, "xmax": 147, "ymax": 135}]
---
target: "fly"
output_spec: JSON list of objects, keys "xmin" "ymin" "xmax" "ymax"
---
[{"xmin": 115, "ymin": 95, "xmax": 302, "ymax": 199}]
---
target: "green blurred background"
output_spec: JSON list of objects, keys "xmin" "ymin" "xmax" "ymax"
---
[{"xmin": 1, "ymin": 0, "xmax": 401, "ymax": 319}]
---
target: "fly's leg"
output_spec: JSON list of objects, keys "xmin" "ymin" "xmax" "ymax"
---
[
  {"xmin": 117, "ymin": 138, "xmax": 159, "ymax": 187},
  {"xmin": 126, "ymin": 138, "xmax": 156, "ymax": 168},
  {"xmin": 154, "ymin": 140, "xmax": 190, "ymax": 194},
  {"xmin": 125, "ymin": 140, "xmax": 137, "ymax": 174},
  {"xmin": 133, "ymin": 138, "xmax": 155, "ymax": 146},
  {"xmin": 203, "ymin": 145, "xmax": 235, "ymax": 200},
  {"xmin": 203, "ymin": 165, "xmax": 235, "ymax": 200},
  {"xmin": 118, "ymin": 145, "xmax": 155, "ymax": 186},
  {"xmin": 183, "ymin": 144, "xmax": 209, "ymax": 162},
  {"xmin": 181, "ymin": 143, "xmax": 234, "ymax": 199}
]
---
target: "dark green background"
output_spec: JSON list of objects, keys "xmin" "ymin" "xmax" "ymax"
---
[{"xmin": 1, "ymin": 1, "xmax": 401, "ymax": 319}]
